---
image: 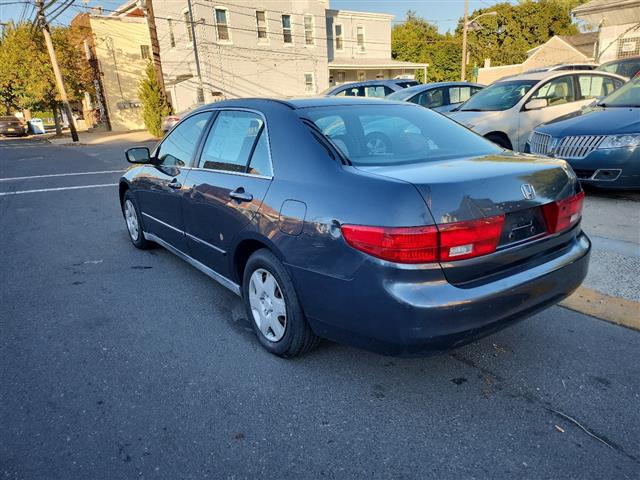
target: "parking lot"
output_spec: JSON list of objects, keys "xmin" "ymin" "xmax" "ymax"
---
[{"xmin": 1, "ymin": 136, "xmax": 639, "ymax": 479}]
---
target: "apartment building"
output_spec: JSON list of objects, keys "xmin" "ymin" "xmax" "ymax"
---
[
  {"xmin": 124, "ymin": 0, "xmax": 428, "ymax": 112},
  {"xmin": 72, "ymin": 9, "xmax": 152, "ymax": 131}
]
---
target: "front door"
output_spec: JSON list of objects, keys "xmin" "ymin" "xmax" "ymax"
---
[
  {"xmin": 182, "ymin": 110, "xmax": 273, "ymax": 277},
  {"xmin": 135, "ymin": 111, "xmax": 212, "ymax": 250}
]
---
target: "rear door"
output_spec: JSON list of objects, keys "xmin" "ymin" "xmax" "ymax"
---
[
  {"xmin": 134, "ymin": 111, "xmax": 212, "ymax": 251},
  {"xmin": 182, "ymin": 110, "xmax": 273, "ymax": 277}
]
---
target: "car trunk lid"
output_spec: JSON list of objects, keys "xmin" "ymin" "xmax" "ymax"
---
[{"xmin": 355, "ymin": 153, "xmax": 581, "ymax": 285}]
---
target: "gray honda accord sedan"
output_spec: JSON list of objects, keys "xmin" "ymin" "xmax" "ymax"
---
[{"xmin": 119, "ymin": 97, "xmax": 590, "ymax": 357}]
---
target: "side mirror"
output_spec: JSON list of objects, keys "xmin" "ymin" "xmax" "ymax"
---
[
  {"xmin": 125, "ymin": 147, "xmax": 151, "ymax": 164},
  {"xmin": 524, "ymin": 98, "xmax": 548, "ymax": 110}
]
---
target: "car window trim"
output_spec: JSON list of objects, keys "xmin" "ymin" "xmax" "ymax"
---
[
  {"xmin": 192, "ymin": 107, "xmax": 275, "ymax": 179},
  {"xmin": 151, "ymin": 110, "xmax": 216, "ymax": 167}
]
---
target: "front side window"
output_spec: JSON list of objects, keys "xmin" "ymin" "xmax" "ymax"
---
[
  {"xmin": 530, "ymin": 76, "xmax": 575, "ymax": 106},
  {"xmin": 215, "ymin": 8, "xmax": 229, "ymax": 41},
  {"xmin": 256, "ymin": 11, "xmax": 267, "ymax": 40},
  {"xmin": 357, "ymin": 26, "xmax": 365, "ymax": 51},
  {"xmin": 303, "ymin": 105, "xmax": 499, "ymax": 166},
  {"xmin": 577, "ymin": 75, "xmax": 620, "ymax": 99},
  {"xmin": 459, "ymin": 80, "xmax": 537, "ymax": 111},
  {"xmin": 335, "ymin": 24, "xmax": 343, "ymax": 51},
  {"xmin": 183, "ymin": 11, "xmax": 193, "ymax": 42},
  {"xmin": 415, "ymin": 88, "xmax": 444, "ymax": 108},
  {"xmin": 199, "ymin": 111, "xmax": 265, "ymax": 173},
  {"xmin": 282, "ymin": 15, "xmax": 292, "ymax": 43},
  {"xmin": 156, "ymin": 112, "xmax": 212, "ymax": 167},
  {"xmin": 304, "ymin": 73, "xmax": 315, "ymax": 93},
  {"xmin": 304, "ymin": 15, "xmax": 314, "ymax": 45}
]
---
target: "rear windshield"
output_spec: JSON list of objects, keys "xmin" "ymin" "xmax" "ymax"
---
[
  {"xmin": 395, "ymin": 81, "xmax": 419, "ymax": 88},
  {"xmin": 458, "ymin": 80, "xmax": 537, "ymax": 111},
  {"xmin": 300, "ymin": 104, "xmax": 500, "ymax": 166}
]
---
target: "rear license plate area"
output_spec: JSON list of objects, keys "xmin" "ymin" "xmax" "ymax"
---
[{"xmin": 499, "ymin": 207, "xmax": 547, "ymax": 247}]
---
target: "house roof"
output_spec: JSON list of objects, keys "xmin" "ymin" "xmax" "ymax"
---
[
  {"xmin": 329, "ymin": 58, "xmax": 429, "ymax": 70},
  {"xmin": 558, "ymin": 32, "xmax": 598, "ymax": 57},
  {"xmin": 572, "ymin": 0, "xmax": 640, "ymax": 25}
]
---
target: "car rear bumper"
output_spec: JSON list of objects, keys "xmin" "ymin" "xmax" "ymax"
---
[{"xmin": 289, "ymin": 232, "xmax": 591, "ymax": 356}]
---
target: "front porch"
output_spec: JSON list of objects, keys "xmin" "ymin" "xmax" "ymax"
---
[{"xmin": 328, "ymin": 59, "xmax": 429, "ymax": 85}]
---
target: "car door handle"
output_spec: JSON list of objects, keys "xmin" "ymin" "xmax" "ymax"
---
[
  {"xmin": 168, "ymin": 179, "xmax": 182, "ymax": 189},
  {"xmin": 229, "ymin": 188, "xmax": 253, "ymax": 203}
]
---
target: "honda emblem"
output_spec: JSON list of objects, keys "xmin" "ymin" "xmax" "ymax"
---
[{"xmin": 521, "ymin": 184, "xmax": 536, "ymax": 200}]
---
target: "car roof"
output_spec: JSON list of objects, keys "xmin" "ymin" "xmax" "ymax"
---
[
  {"xmin": 397, "ymin": 81, "xmax": 485, "ymax": 93},
  {"xmin": 189, "ymin": 96, "xmax": 409, "ymax": 113},
  {"xmin": 495, "ymin": 70, "xmax": 626, "ymax": 82}
]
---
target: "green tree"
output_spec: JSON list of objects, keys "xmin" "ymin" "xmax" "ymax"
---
[
  {"xmin": 0, "ymin": 22, "xmax": 92, "ymax": 115},
  {"xmin": 138, "ymin": 62, "xmax": 171, "ymax": 137}
]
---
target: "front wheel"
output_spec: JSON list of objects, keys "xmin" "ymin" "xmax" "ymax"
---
[
  {"xmin": 122, "ymin": 190, "xmax": 151, "ymax": 249},
  {"xmin": 242, "ymin": 249, "xmax": 320, "ymax": 357}
]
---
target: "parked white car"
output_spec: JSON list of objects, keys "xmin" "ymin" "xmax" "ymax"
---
[{"xmin": 447, "ymin": 70, "xmax": 627, "ymax": 151}]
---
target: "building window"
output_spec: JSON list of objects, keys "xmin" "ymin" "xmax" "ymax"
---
[
  {"xmin": 256, "ymin": 11, "xmax": 267, "ymax": 40},
  {"xmin": 140, "ymin": 45, "xmax": 150, "ymax": 60},
  {"xmin": 336, "ymin": 71, "xmax": 345, "ymax": 84},
  {"xmin": 335, "ymin": 24, "xmax": 343, "ymax": 51},
  {"xmin": 357, "ymin": 70, "xmax": 366, "ymax": 82},
  {"xmin": 305, "ymin": 73, "xmax": 315, "ymax": 93},
  {"xmin": 168, "ymin": 18, "xmax": 175, "ymax": 48},
  {"xmin": 617, "ymin": 36, "xmax": 640, "ymax": 59},
  {"xmin": 282, "ymin": 15, "xmax": 292, "ymax": 44},
  {"xmin": 304, "ymin": 15, "xmax": 314, "ymax": 46},
  {"xmin": 357, "ymin": 26, "xmax": 365, "ymax": 52},
  {"xmin": 183, "ymin": 10, "xmax": 193, "ymax": 43},
  {"xmin": 215, "ymin": 8, "xmax": 230, "ymax": 41}
]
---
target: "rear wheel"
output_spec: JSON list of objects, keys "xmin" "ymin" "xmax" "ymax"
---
[
  {"xmin": 122, "ymin": 190, "xmax": 151, "ymax": 249},
  {"xmin": 242, "ymin": 249, "xmax": 320, "ymax": 357},
  {"xmin": 485, "ymin": 133, "xmax": 513, "ymax": 150}
]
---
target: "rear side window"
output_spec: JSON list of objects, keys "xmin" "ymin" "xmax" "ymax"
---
[
  {"xmin": 301, "ymin": 104, "xmax": 499, "ymax": 166},
  {"xmin": 198, "ymin": 111, "xmax": 265, "ymax": 173},
  {"xmin": 247, "ymin": 130, "xmax": 272, "ymax": 176},
  {"xmin": 336, "ymin": 86, "xmax": 363, "ymax": 97},
  {"xmin": 156, "ymin": 112, "xmax": 212, "ymax": 166},
  {"xmin": 365, "ymin": 85, "xmax": 393, "ymax": 98},
  {"xmin": 577, "ymin": 75, "xmax": 621, "ymax": 99},
  {"xmin": 448, "ymin": 86, "xmax": 474, "ymax": 104}
]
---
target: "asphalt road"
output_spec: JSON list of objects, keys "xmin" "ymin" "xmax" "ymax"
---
[{"xmin": 1, "ymin": 138, "xmax": 639, "ymax": 480}]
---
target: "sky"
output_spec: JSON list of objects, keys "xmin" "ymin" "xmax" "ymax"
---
[{"xmin": 0, "ymin": 0, "xmax": 517, "ymax": 33}]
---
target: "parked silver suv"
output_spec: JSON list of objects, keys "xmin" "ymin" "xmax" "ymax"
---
[{"xmin": 447, "ymin": 70, "xmax": 626, "ymax": 151}]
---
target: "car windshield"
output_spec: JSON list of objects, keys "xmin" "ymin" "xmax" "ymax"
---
[
  {"xmin": 300, "ymin": 104, "xmax": 500, "ymax": 166},
  {"xmin": 458, "ymin": 80, "xmax": 537, "ymax": 111},
  {"xmin": 598, "ymin": 77, "xmax": 640, "ymax": 107}
]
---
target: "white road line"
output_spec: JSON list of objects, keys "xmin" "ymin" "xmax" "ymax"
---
[
  {"xmin": 0, "ymin": 184, "xmax": 118, "ymax": 196},
  {"xmin": 0, "ymin": 169, "xmax": 125, "ymax": 182}
]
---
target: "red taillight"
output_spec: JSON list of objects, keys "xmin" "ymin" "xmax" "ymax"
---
[
  {"xmin": 341, "ymin": 214, "xmax": 505, "ymax": 264},
  {"xmin": 340, "ymin": 224, "xmax": 439, "ymax": 263},
  {"xmin": 542, "ymin": 191, "xmax": 584, "ymax": 234}
]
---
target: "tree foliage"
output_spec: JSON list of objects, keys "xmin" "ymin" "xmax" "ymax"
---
[
  {"xmin": 0, "ymin": 22, "xmax": 92, "ymax": 113},
  {"xmin": 392, "ymin": 1, "xmax": 588, "ymax": 82},
  {"xmin": 138, "ymin": 62, "xmax": 171, "ymax": 137}
]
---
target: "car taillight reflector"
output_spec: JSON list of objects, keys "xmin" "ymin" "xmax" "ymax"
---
[
  {"xmin": 341, "ymin": 214, "xmax": 505, "ymax": 264},
  {"xmin": 542, "ymin": 191, "xmax": 584, "ymax": 234}
]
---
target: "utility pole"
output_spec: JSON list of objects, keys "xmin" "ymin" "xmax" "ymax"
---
[
  {"xmin": 460, "ymin": 0, "xmax": 469, "ymax": 81},
  {"xmin": 142, "ymin": 0, "xmax": 167, "ymax": 97},
  {"xmin": 35, "ymin": 0, "xmax": 79, "ymax": 142},
  {"xmin": 187, "ymin": 0, "xmax": 204, "ymax": 104}
]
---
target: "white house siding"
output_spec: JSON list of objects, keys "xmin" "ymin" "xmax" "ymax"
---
[
  {"xmin": 325, "ymin": 9, "xmax": 393, "ymax": 62},
  {"xmin": 597, "ymin": 24, "xmax": 640, "ymax": 62}
]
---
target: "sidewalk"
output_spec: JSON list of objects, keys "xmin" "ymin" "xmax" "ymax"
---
[{"xmin": 47, "ymin": 129, "xmax": 158, "ymax": 146}]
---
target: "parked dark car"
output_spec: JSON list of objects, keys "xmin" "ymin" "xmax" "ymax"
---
[
  {"xmin": 596, "ymin": 56, "xmax": 640, "ymax": 79},
  {"xmin": 0, "ymin": 116, "xmax": 27, "ymax": 137},
  {"xmin": 119, "ymin": 97, "xmax": 590, "ymax": 357},
  {"xmin": 527, "ymin": 76, "xmax": 640, "ymax": 189},
  {"xmin": 386, "ymin": 82, "xmax": 485, "ymax": 112},
  {"xmin": 323, "ymin": 79, "xmax": 419, "ymax": 98}
]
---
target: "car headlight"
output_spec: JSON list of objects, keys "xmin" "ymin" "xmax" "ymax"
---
[{"xmin": 598, "ymin": 134, "xmax": 640, "ymax": 149}]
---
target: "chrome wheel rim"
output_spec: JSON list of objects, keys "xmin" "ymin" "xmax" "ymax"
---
[
  {"xmin": 248, "ymin": 268, "xmax": 287, "ymax": 342},
  {"xmin": 124, "ymin": 199, "xmax": 140, "ymax": 241}
]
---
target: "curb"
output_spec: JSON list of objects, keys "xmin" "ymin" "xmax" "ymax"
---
[{"xmin": 560, "ymin": 286, "xmax": 640, "ymax": 331}]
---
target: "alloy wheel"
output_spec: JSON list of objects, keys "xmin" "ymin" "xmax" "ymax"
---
[
  {"xmin": 124, "ymin": 199, "xmax": 140, "ymax": 241},
  {"xmin": 248, "ymin": 268, "xmax": 287, "ymax": 342}
]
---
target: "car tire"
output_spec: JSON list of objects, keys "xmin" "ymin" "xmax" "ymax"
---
[
  {"xmin": 243, "ymin": 249, "xmax": 320, "ymax": 358},
  {"xmin": 485, "ymin": 133, "xmax": 513, "ymax": 150},
  {"xmin": 122, "ymin": 190, "xmax": 151, "ymax": 249}
]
